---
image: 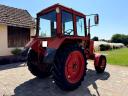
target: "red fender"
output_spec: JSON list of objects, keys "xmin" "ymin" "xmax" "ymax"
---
[
  {"xmin": 25, "ymin": 38, "xmax": 45, "ymax": 55},
  {"xmin": 24, "ymin": 37, "xmax": 66, "ymax": 55},
  {"xmin": 25, "ymin": 38, "xmax": 38, "ymax": 48},
  {"xmin": 48, "ymin": 38, "xmax": 66, "ymax": 49}
]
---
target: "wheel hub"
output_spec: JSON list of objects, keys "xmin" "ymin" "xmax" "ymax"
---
[{"xmin": 72, "ymin": 63, "xmax": 78, "ymax": 71}]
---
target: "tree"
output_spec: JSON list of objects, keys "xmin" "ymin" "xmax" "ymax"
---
[
  {"xmin": 111, "ymin": 34, "xmax": 128, "ymax": 45},
  {"xmin": 92, "ymin": 36, "xmax": 99, "ymax": 41}
]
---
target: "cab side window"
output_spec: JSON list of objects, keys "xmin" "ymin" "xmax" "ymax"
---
[
  {"xmin": 76, "ymin": 16, "xmax": 85, "ymax": 36},
  {"xmin": 62, "ymin": 11, "xmax": 74, "ymax": 35}
]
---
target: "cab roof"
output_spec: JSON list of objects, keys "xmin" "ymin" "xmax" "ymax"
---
[{"xmin": 37, "ymin": 4, "xmax": 86, "ymax": 17}]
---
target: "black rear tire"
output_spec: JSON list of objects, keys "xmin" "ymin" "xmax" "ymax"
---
[
  {"xmin": 53, "ymin": 44, "xmax": 87, "ymax": 90},
  {"xmin": 27, "ymin": 49, "xmax": 51, "ymax": 78}
]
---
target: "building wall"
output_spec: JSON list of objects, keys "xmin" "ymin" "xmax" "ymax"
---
[
  {"xmin": 30, "ymin": 28, "xmax": 36, "ymax": 37},
  {"xmin": 30, "ymin": 28, "xmax": 36, "ymax": 40},
  {"xmin": 0, "ymin": 24, "xmax": 35, "ymax": 56},
  {"xmin": 0, "ymin": 24, "xmax": 9, "ymax": 56}
]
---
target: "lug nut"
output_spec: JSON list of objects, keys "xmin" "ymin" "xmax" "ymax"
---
[
  {"xmin": 52, "ymin": 80, "xmax": 55, "ymax": 83},
  {"xmin": 68, "ymin": 75, "xmax": 71, "ymax": 78}
]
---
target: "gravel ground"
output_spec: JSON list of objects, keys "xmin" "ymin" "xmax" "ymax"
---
[{"xmin": 0, "ymin": 61, "xmax": 128, "ymax": 96}]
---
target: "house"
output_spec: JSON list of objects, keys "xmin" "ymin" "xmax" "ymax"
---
[{"xmin": 0, "ymin": 4, "xmax": 35, "ymax": 56}]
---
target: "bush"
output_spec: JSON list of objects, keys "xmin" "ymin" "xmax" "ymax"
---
[
  {"xmin": 92, "ymin": 36, "xmax": 99, "ymax": 41},
  {"xmin": 113, "ymin": 46, "xmax": 117, "ymax": 49},
  {"xmin": 11, "ymin": 48, "xmax": 22, "ymax": 55},
  {"xmin": 100, "ymin": 44, "xmax": 111, "ymax": 51},
  {"xmin": 111, "ymin": 34, "xmax": 128, "ymax": 46}
]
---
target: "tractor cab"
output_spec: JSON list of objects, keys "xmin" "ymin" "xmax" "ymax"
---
[
  {"xmin": 36, "ymin": 4, "xmax": 87, "ymax": 38},
  {"xmin": 26, "ymin": 4, "xmax": 107, "ymax": 91}
]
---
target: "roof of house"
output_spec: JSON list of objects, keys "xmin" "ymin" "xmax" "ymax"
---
[{"xmin": 0, "ymin": 4, "xmax": 35, "ymax": 28}]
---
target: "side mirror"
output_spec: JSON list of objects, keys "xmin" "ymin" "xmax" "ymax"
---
[{"xmin": 94, "ymin": 14, "xmax": 99, "ymax": 25}]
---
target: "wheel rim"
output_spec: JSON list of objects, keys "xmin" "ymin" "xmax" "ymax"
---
[
  {"xmin": 65, "ymin": 51, "xmax": 85, "ymax": 84},
  {"xmin": 100, "ymin": 57, "xmax": 106, "ymax": 69}
]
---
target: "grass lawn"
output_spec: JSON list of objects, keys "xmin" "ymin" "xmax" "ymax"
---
[{"xmin": 98, "ymin": 48, "xmax": 128, "ymax": 66}]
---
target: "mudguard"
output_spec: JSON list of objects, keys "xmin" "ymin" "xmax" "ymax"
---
[
  {"xmin": 25, "ymin": 37, "xmax": 66, "ymax": 64},
  {"xmin": 25, "ymin": 37, "xmax": 80, "ymax": 64}
]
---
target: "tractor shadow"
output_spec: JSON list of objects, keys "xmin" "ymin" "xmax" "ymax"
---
[
  {"xmin": 14, "ymin": 69, "xmax": 110, "ymax": 96},
  {"xmin": 0, "ymin": 62, "xmax": 25, "ymax": 71}
]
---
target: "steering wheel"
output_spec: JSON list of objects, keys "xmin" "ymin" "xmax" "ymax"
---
[{"xmin": 64, "ymin": 29, "xmax": 73, "ymax": 35}]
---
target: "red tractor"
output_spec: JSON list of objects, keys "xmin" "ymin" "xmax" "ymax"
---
[{"xmin": 25, "ymin": 4, "xmax": 107, "ymax": 90}]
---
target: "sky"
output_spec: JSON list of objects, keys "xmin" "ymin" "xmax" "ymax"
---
[{"xmin": 0, "ymin": 0, "xmax": 128, "ymax": 40}]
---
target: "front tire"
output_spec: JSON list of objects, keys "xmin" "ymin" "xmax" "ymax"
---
[
  {"xmin": 53, "ymin": 45, "xmax": 87, "ymax": 90},
  {"xmin": 27, "ymin": 49, "xmax": 51, "ymax": 78},
  {"xmin": 95, "ymin": 55, "xmax": 106, "ymax": 73}
]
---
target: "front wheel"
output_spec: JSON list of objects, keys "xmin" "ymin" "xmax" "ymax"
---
[
  {"xmin": 53, "ymin": 45, "xmax": 87, "ymax": 90},
  {"xmin": 94, "ymin": 55, "xmax": 107, "ymax": 73}
]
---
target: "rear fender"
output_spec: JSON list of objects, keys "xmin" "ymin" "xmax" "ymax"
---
[
  {"xmin": 48, "ymin": 38, "xmax": 66, "ymax": 49},
  {"xmin": 25, "ymin": 38, "xmax": 45, "ymax": 55},
  {"xmin": 25, "ymin": 37, "xmax": 66, "ymax": 64},
  {"xmin": 25, "ymin": 38, "xmax": 38, "ymax": 48},
  {"xmin": 26, "ymin": 37, "xmax": 79, "ymax": 64}
]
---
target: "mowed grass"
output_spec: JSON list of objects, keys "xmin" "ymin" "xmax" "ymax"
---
[{"xmin": 99, "ymin": 48, "xmax": 128, "ymax": 66}]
